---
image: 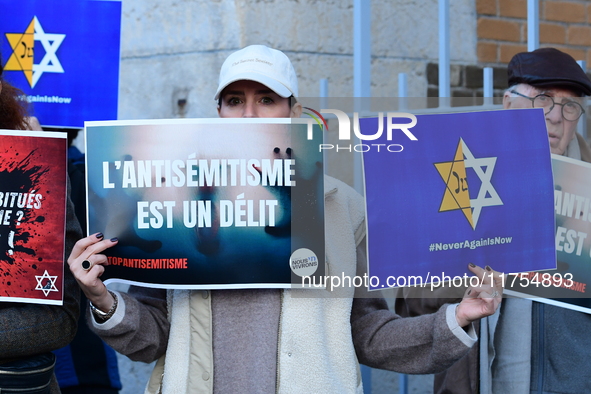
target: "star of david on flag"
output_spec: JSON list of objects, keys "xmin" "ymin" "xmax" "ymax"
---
[
  {"xmin": 0, "ymin": 0, "xmax": 121, "ymax": 127},
  {"xmin": 4, "ymin": 16, "xmax": 65, "ymax": 88},
  {"xmin": 434, "ymin": 138, "xmax": 503, "ymax": 229},
  {"xmin": 361, "ymin": 108, "xmax": 556, "ymax": 290}
]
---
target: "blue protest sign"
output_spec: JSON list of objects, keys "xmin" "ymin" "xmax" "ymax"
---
[
  {"xmin": 362, "ymin": 108, "xmax": 556, "ymax": 290},
  {"xmin": 1, "ymin": 0, "xmax": 121, "ymax": 128}
]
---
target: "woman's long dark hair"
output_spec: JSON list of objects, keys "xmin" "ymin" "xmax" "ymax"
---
[{"xmin": 0, "ymin": 61, "xmax": 31, "ymax": 130}]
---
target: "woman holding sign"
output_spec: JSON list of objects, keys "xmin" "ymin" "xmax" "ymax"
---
[
  {"xmin": 68, "ymin": 45, "xmax": 503, "ymax": 393},
  {"xmin": 0, "ymin": 60, "xmax": 82, "ymax": 393}
]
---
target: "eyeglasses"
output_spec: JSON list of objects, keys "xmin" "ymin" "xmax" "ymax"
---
[{"xmin": 510, "ymin": 90, "xmax": 585, "ymax": 121}]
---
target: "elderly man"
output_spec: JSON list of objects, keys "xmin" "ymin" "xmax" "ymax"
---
[
  {"xmin": 496, "ymin": 47, "xmax": 591, "ymax": 394},
  {"xmin": 505, "ymin": 48, "xmax": 591, "ymax": 159},
  {"xmin": 397, "ymin": 47, "xmax": 591, "ymax": 394}
]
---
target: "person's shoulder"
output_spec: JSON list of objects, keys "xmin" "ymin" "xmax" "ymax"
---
[
  {"xmin": 323, "ymin": 175, "xmax": 366, "ymax": 244},
  {"xmin": 324, "ymin": 175, "xmax": 365, "ymax": 229},
  {"xmin": 575, "ymin": 133, "xmax": 591, "ymax": 163},
  {"xmin": 324, "ymin": 175, "xmax": 363, "ymax": 202},
  {"xmin": 25, "ymin": 116, "xmax": 42, "ymax": 131}
]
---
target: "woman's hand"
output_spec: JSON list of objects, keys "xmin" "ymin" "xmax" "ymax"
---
[
  {"xmin": 67, "ymin": 233, "xmax": 118, "ymax": 313},
  {"xmin": 455, "ymin": 263, "xmax": 503, "ymax": 327}
]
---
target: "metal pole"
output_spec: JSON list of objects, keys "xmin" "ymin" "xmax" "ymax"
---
[
  {"xmin": 353, "ymin": 0, "xmax": 370, "ymax": 196},
  {"xmin": 483, "ymin": 67, "xmax": 493, "ymax": 106},
  {"xmin": 577, "ymin": 60, "xmax": 588, "ymax": 140},
  {"xmin": 527, "ymin": 0, "xmax": 539, "ymax": 51},
  {"xmin": 399, "ymin": 374, "xmax": 409, "ymax": 394},
  {"xmin": 398, "ymin": 72, "xmax": 408, "ymax": 110},
  {"xmin": 319, "ymin": 78, "xmax": 329, "ymax": 98},
  {"xmin": 354, "ymin": 0, "xmax": 371, "ymax": 98},
  {"xmin": 354, "ymin": 0, "xmax": 371, "ymax": 385},
  {"xmin": 438, "ymin": 0, "xmax": 450, "ymax": 107},
  {"xmin": 319, "ymin": 78, "xmax": 328, "ymax": 110}
]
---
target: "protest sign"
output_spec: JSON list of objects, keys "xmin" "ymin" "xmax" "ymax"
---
[
  {"xmin": 0, "ymin": 0, "xmax": 121, "ymax": 128},
  {"xmin": 361, "ymin": 108, "xmax": 556, "ymax": 290},
  {"xmin": 505, "ymin": 155, "xmax": 591, "ymax": 314},
  {"xmin": 0, "ymin": 130, "xmax": 67, "ymax": 304},
  {"xmin": 85, "ymin": 119, "xmax": 325, "ymax": 289}
]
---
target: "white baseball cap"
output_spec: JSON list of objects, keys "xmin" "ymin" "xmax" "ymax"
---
[{"xmin": 214, "ymin": 45, "xmax": 299, "ymax": 101}]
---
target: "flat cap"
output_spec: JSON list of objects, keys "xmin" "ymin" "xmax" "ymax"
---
[{"xmin": 508, "ymin": 47, "xmax": 591, "ymax": 96}]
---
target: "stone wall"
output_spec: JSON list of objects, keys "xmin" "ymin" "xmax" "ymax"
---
[
  {"xmin": 117, "ymin": 0, "xmax": 479, "ymax": 121},
  {"xmin": 118, "ymin": 0, "xmax": 591, "ymax": 108}
]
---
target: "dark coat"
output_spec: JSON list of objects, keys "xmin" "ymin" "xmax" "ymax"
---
[{"xmin": 0, "ymin": 180, "xmax": 82, "ymax": 393}]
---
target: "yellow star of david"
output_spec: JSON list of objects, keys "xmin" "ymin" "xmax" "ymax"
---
[
  {"xmin": 4, "ymin": 19, "xmax": 35, "ymax": 86},
  {"xmin": 4, "ymin": 16, "xmax": 65, "ymax": 88},
  {"xmin": 434, "ymin": 139, "xmax": 474, "ymax": 228},
  {"xmin": 434, "ymin": 138, "xmax": 503, "ymax": 230}
]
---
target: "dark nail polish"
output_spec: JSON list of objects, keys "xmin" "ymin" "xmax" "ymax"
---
[
  {"xmin": 469, "ymin": 263, "xmax": 476, "ymax": 268},
  {"xmin": 96, "ymin": 233, "xmax": 104, "ymax": 239},
  {"xmin": 485, "ymin": 265, "xmax": 492, "ymax": 271},
  {"xmin": 467, "ymin": 289, "xmax": 471, "ymax": 295},
  {"xmin": 110, "ymin": 238, "xmax": 118, "ymax": 242},
  {"xmin": 273, "ymin": 147, "xmax": 280, "ymax": 153},
  {"xmin": 286, "ymin": 147, "xmax": 292, "ymax": 155}
]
